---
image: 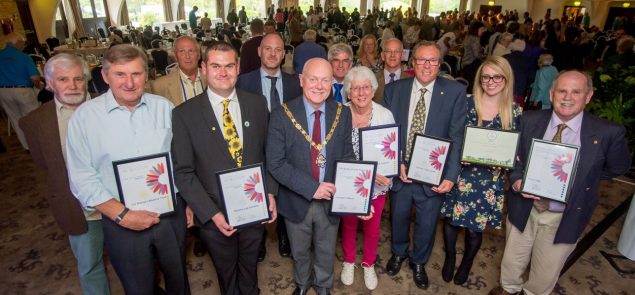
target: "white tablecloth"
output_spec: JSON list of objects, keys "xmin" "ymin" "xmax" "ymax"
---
[{"xmin": 618, "ymin": 192, "xmax": 635, "ymax": 260}]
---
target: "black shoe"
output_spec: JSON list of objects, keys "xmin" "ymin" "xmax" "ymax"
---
[
  {"xmin": 453, "ymin": 258, "xmax": 473, "ymax": 285},
  {"xmin": 193, "ymin": 239, "xmax": 206, "ymax": 257},
  {"xmin": 441, "ymin": 254, "xmax": 455, "ymax": 282},
  {"xmin": 385, "ymin": 255, "xmax": 408, "ymax": 276},
  {"xmin": 291, "ymin": 287, "xmax": 308, "ymax": 295},
  {"xmin": 278, "ymin": 235, "xmax": 291, "ymax": 257},
  {"xmin": 410, "ymin": 263, "xmax": 429, "ymax": 289}
]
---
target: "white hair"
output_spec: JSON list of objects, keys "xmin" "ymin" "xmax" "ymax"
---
[{"xmin": 343, "ymin": 66, "xmax": 378, "ymax": 95}]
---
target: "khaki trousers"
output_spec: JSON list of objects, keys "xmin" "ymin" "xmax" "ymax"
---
[
  {"xmin": 500, "ymin": 207, "xmax": 577, "ymax": 295},
  {"xmin": 0, "ymin": 87, "xmax": 39, "ymax": 149}
]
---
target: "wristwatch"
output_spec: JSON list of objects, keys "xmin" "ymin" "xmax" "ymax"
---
[{"xmin": 114, "ymin": 207, "xmax": 130, "ymax": 224}]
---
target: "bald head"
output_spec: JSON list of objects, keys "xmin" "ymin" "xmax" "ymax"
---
[
  {"xmin": 258, "ymin": 33, "xmax": 285, "ymax": 74},
  {"xmin": 4, "ymin": 32, "xmax": 25, "ymax": 50},
  {"xmin": 300, "ymin": 58, "xmax": 333, "ymax": 109}
]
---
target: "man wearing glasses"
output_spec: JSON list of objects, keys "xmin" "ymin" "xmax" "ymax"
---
[
  {"xmin": 373, "ymin": 38, "xmax": 412, "ymax": 103},
  {"xmin": 381, "ymin": 41, "xmax": 467, "ymax": 290},
  {"xmin": 328, "ymin": 43, "xmax": 353, "ymax": 103}
]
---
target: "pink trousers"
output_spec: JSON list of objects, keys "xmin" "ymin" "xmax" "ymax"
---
[{"xmin": 340, "ymin": 195, "xmax": 386, "ymax": 266}]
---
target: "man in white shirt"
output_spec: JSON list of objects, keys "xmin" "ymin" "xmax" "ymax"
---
[{"xmin": 374, "ymin": 38, "xmax": 412, "ymax": 103}]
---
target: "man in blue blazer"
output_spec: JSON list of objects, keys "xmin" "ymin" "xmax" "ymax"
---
[
  {"xmin": 237, "ymin": 32, "xmax": 302, "ymax": 260},
  {"xmin": 489, "ymin": 71, "xmax": 630, "ymax": 295},
  {"xmin": 381, "ymin": 41, "xmax": 467, "ymax": 289}
]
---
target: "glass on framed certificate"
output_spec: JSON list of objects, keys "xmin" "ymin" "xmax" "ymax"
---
[
  {"xmin": 216, "ymin": 163, "xmax": 271, "ymax": 229},
  {"xmin": 330, "ymin": 160, "xmax": 378, "ymax": 216},
  {"xmin": 359, "ymin": 124, "xmax": 400, "ymax": 177},
  {"xmin": 407, "ymin": 134, "xmax": 452, "ymax": 186},
  {"xmin": 520, "ymin": 139, "xmax": 580, "ymax": 203},
  {"xmin": 112, "ymin": 153, "xmax": 176, "ymax": 216},
  {"xmin": 461, "ymin": 126, "xmax": 520, "ymax": 168}
]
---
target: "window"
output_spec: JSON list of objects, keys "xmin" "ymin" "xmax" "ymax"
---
[
  {"xmin": 429, "ymin": 0, "xmax": 461, "ymax": 17},
  {"xmin": 127, "ymin": 0, "xmax": 164, "ymax": 27},
  {"xmin": 235, "ymin": 0, "xmax": 266, "ymax": 19},
  {"xmin": 186, "ymin": 0, "xmax": 217, "ymax": 20},
  {"xmin": 299, "ymin": 0, "xmax": 313, "ymax": 14},
  {"xmin": 94, "ymin": 0, "xmax": 106, "ymax": 17},
  {"xmin": 339, "ymin": 0, "xmax": 360, "ymax": 13},
  {"xmin": 380, "ymin": 0, "xmax": 411, "ymax": 11},
  {"xmin": 79, "ymin": 0, "xmax": 95, "ymax": 18}
]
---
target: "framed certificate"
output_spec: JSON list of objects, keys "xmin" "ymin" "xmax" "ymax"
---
[
  {"xmin": 359, "ymin": 124, "xmax": 400, "ymax": 177},
  {"xmin": 330, "ymin": 160, "xmax": 378, "ymax": 216},
  {"xmin": 112, "ymin": 153, "xmax": 176, "ymax": 216},
  {"xmin": 216, "ymin": 163, "xmax": 272, "ymax": 228},
  {"xmin": 520, "ymin": 139, "xmax": 580, "ymax": 203},
  {"xmin": 461, "ymin": 126, "xmax": 520, "ymax": 168},
  {"xmin": 407, "ymin": 134, "xmax": 452, "ymax": 186}
]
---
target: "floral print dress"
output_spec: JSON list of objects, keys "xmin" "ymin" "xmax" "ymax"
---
[{"xmin": 440, "ymin": 96, "xmax": 522, "ymax": 232}]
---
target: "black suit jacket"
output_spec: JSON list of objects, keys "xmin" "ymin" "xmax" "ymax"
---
[
  {"xmin": 267, "ymin": 97, "xmax": 354, "ymax": 224},
  {"xmin": 509, "ymin": 110, "xmax": 630, "ymax": 243},
  {"xmin": 239, "ymin": 35, "xmax": 263, "ymax": 75},
  {"xmin": 236, "ymin": 69, "xmax": 302, "ymax": 107},
  {"xmin": 172, "ymin": 89, "xmax": 278, "ymax": 228}
]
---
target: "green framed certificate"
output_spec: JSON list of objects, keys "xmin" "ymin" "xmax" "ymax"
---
[{"xmin": 460, "ymin": 126, "xmax": 520, "ymax": 168}]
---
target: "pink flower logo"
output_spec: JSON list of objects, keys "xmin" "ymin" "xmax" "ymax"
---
[
  {"xmin": 381, "ymin": 131, "xmax": 397, "ymax": 160},
  {"xmin": 429, "ymin": 146, "xmax": 447, "ymax": 171},
  {"xmin": 146, "ymin": 163, "xmax": 168, "ymax": 195},
  {"xmin": 244, "ymin": 172, "xmax": 265, "ymax": 203},
  {"xmin": 353, "ymin": 169, "xmax": 373, "ymax": 198},
  {"xmin": 551, "ymin": 153, "xmax": 573, "ymax": 183}
]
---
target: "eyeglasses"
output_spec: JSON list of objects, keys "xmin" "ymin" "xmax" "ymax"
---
[
  {"xmin": 351, "ymin": 85, "xmax": 373, "ymax": 93},
  {"xmin": 413, "ymin": 58, "xmax": 440, "ymax": 66},
  {"xmin": 383, "ymin": 50, "xmax": 402, "ymax": 55},
  {"xmin": 480, "ymin": 75, "xmax": 505, "ymax": 83}
]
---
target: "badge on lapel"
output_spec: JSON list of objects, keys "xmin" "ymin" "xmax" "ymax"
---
[{"xmin": 244, "ymin": 121, "xmax": 250, "ymax": 127}]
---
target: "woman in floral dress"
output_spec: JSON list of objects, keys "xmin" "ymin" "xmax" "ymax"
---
[{"xmin": 440, "ymin": 56, "xmax": 522, "ymax": 285}]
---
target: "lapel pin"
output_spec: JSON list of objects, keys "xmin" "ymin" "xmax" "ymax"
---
[
  {"xmin": 212, "ymin": 127, "xmax": 216, "ymax": 131},
  {"xmin": 244, "ymin": 121, "xmax": 250, "ymax": 127},
  {"xmin": 593, "ymin": 140, "xmax": 598, "ymax": 144},
  {"xmin": 440, "ymin": 91, "xmax": 444, "ymax": 95}
]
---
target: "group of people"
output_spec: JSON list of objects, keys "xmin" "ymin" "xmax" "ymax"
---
[{"xmin": 0, "ymin": 5, "xmax": 632, "ymax": 295}]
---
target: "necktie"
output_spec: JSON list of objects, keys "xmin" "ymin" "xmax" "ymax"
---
[
  {"xmin": 333, "ymin": 83, "xmax": 344, "ymax": 103},
  {"xmin": 534, "ymin": 123, "xmax": 568, "ymax": 212},
  {"xmin": 311, "ymin": 110, "xmax": 322, "ymax": 181},
  {"xmin": 405, "ymin": 88, "xmax": 427, "ymax": 162},
  {"xmin": 389, "ymin": 73, "xmax": 396, "ymax": 83},
  {"xmin": 266, "ymin": 76, "xmax": 281, "ymax": 110},
  {"xmin": 222, "ymin": 99, "xmax": 242, "ymax": 167}
]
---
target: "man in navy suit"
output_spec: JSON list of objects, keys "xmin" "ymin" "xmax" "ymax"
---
[
  {"xmin": 381, "ymin": 41, "xmax": 467, "ymax": 289},
  {"xmin": 237, "ymin": 32, "xmax": 302, "ymax": 261},
  {"xmin": 488, "ymin": 71, "xmax": 630, "ymax": 295}
]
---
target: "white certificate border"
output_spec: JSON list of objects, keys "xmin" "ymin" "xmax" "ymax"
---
[
  {"xmin": 330, "ymin": 160, "xmax": 378, "ymax": 216},
  {"xmin": 461, "ymin": 126, "xmax": 520, "ymax": 168},
  {"xmin": 407, "ymin": 134, "xmax": 453, "ymax": 187},
  {"xmin": 216, "ymin": 163, "xmax": 271, "ymax": 228},
  {"xmin": 359, "ymin": 124, "xmax": 400, "ymax": 177}
]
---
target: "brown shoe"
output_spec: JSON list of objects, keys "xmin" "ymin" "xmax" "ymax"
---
[{"xmin": 488, "ymin": 286, "xmax": 519, "ymax": 295}]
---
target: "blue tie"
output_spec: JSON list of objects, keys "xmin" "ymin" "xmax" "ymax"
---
[
  {"xmin": 333, "ymin": 83, "xmax": 343, "ymax": 103},
  {"xmin": 389, "ymin": 73, "xmax": 396, "ymax": 83}
]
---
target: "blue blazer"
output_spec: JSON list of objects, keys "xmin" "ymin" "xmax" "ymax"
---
[
  {"xmin": 509, "ymin": 110, "xmax": 630, "ymax": 244},
  {"xmin": 236, "ymin": 69, "xmax": 302, "ymax": 107},
  {"xmin": 381, "ymin": 76, "xmax": 467, "ymax": 195}
]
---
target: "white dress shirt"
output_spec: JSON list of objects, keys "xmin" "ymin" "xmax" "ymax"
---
[
  {"xmin": 207, "ymin": 88, "xmax": 243, "ymax": 140},
  {"xmin": 407, "ymin": 78, "xmax": 435, "ymax": 136}
]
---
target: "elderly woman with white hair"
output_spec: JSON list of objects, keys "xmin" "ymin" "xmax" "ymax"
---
[
  {"xmin": 339, "ymin": 66, "xmax": 395, "ymax": 290},
  {"xmin": 529, "ymin": 53, "xmax": 558, "ymax": 109}
]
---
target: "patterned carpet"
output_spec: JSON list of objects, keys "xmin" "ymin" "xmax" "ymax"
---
[{"xmin": 1, "ymin": 125, "xmax": 634, "ymax": 295}]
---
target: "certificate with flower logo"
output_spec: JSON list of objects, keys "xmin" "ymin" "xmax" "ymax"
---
[
  {"xmin": 113, "ymin": 153, "xmax": 176, "ymax": 216},
  {"xmin": 520, "ymin": 139, "xmax": 580, "ymax": 203},
  {"xmin": 359, "ymin": 124, "xmax": 400, "ymax": 177},
  {"xmin": 330, "ymin": 160, "xmax": 378, "ymax": 216},
  {"xmin": 461, "ymin": 126, "xmax": 520, "ymax": 168},
  {"xmin": 407, "ymin": 134, "xmax": 452, "ymax": 186},
  {"xmin": 216, "ymin": 163, "xmax": 271, "ymax": 228}
]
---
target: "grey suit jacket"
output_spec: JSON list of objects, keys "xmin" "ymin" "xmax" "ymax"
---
[
  {"xmin": 267, "ymin": 97, "xmax": 354, "ymax": 224},
  {"xmin": 508, "ymin": 110, "xmax": 630, "ymax": 243},
  {"xmin": 171, "ymin": 89, "xmax": 278, "ymax": 228},
  {"xmin": 382, "ymin": 76, "xmax": 467, "ymax": 195},
  {"xmin": 150, "ymin": 69, "xmax": 207, "ymax": 107},
  {"xmin": 373, "ymin": 70, "xmax": 413, "ymax": 103}
]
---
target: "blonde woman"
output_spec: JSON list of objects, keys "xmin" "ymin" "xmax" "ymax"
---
[
  {"xmin": 355, "ymin": 34, "xmax": 382, "ymax": 73},
  {"xmin": 440, "ymin": 56, "xmax": 522, "ymax": 285}
]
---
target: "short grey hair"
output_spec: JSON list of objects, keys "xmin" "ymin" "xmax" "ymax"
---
[
  {"xmin": 328, "ymin": 43, "xmax": 353, "ymax": 61},
  {"xmin": 538, "ymin": 53, "xmax": 554, "ymax": 67},
  {"xmin": 173, "ymin": 35, "xmax": 200, "ymax": 53},
  {"xmin": 343, "ymin": 66, "xmax": 378, "ymax": 95},
  {"xmin": 550, "ymin": 70, "xmax": 593, "ymax": 94},
  {"xmin": 303, "ymin": 29, "xmax": 317, "ymax": 41},
  {"xmin": 102, "ymin": 44, "xmax": 148, "ymax": 73},
  {"xmin": 499, "ymin": 32, "xmax": 514, "ymax": 42},
  {"xmin": 383, "ymin": 37, "xmax": 404, "ymax": 51},
  {"xmin": 411, "ymin": 41, "xmax": 442, "ymax": 63},
  {"xmin": 44, "ymin": 53, "xmax": 90, "ymax": 82}
]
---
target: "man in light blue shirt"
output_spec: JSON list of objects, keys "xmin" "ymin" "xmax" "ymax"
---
[{"xmin": 66, "ymin": 44, "xmax": 191, "ymax": 294}]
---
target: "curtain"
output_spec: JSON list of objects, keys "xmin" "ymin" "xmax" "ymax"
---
[
  {"xmin": 420, "ymin": 0, "xmax": 429, "ymax": 16},
  {"xmin": 360, "ymin": 0, "xmax": 367, "ymax": 16},
  {"xmin": 67, "ymin": 0, "xmax": 86, "ymax": 37},
  {"xmin": 412, "ymin": 0, "xmax": 418, "ymax": 15},
  {"xmin": 177, "ymin": 0, "xmax": 186, "ymax": 20},
  {"xmin": 372, "ymin": 0, "xmax": 379, "ymax": 10},
  {"xmin": 229, "ymin": 0, "xmax": 237, "ymax": 14},
  {"xmin": 217, "ymin": 0, "xmax": 225, "ymax": 21},
  {"xmin": 163, "ymin": 0, "xmax": 174, "ymax": 21},
  {"xmin": 459, "ymin": 0, "xmax": 468, "ymax": 13},
  {"xmin": 62, "ymin": 0, "xmax": 76, "ymax": 40},
  {"xmin": 119, "ymin": 1, "xmax": 130, "ymax": 26}
]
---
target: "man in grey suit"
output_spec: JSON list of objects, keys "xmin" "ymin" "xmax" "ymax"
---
[
  {"xmin": 381, "ymin": 41, "xmax": 467, "ymax": 289},
  {"xmin": 172, "ymin": 42, "xmax": 278, "ymax": 295},
  {"xmin": 237, "ymin": 32, "xmax": 302, "ymax": 260},
  {"xmin": 267, "ymin": 58, "xmax": 354, "ymax": 295}
]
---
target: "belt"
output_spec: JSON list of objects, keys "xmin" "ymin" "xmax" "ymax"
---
[{"xmin": 0, "ymin": 85, "xmax": 30, "ymax": 88}]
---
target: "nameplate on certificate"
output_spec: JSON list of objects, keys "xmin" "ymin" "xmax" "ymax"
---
[
  {"xmin": 407, "ymin": 134, "xmax": 452, "ymax": 186},
  {"xmin": 520, "ymin": 139, "xmax": 580, "ymax": 203},
  {"xmin": 359, "ymin": 124, "xmax": 400, "ymax": 177},
  {"xmin": 330, "ymin": 160, "xmax": 377, "ymax": 216},
  {"xmin": 113, "ymin": 153, "xmax": 176, "ymax": 216},
  {"xmin": 461, "ymin": 126, "xmax": 519, "ymax": 168},
  {"xmin": 216, "ymin": 164, "xmax": 271, "ymax": 228}
]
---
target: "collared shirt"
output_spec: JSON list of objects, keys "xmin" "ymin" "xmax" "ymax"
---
[
  {"xmin": 66, "ymin": 90, "xmax": 174, "ymax": 209},
  {"xmin": 543, "ymin": 111, "xmax": 584, "ymax": 212},
  {"xmin": 407, "ymin": 78, "xmax": 435, "ymax": 136},
  {"xmin": 384, "ymin": 69, "xmax": 402, "ymax": 84},
  {"xmin": 260, "ymin": 68, "xmax": 283, "ymax": 110},
  {"xmin": 178, "ymin": 68, "xmax": 205, "ymax": 102},
  {"xmin": 332, "ymin": 79, "xmax": 347, "ymax": 102},
  {"xmin": 303, "ymin": 98, "xmax": 326, "ymax": 182},
  {"xmin": 207, "ymin": 88, "xmax": 243, "ymax": 140},
  {"xmin": 0, "ymin": 45, "xmax": 40, "ymax": 86}
]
